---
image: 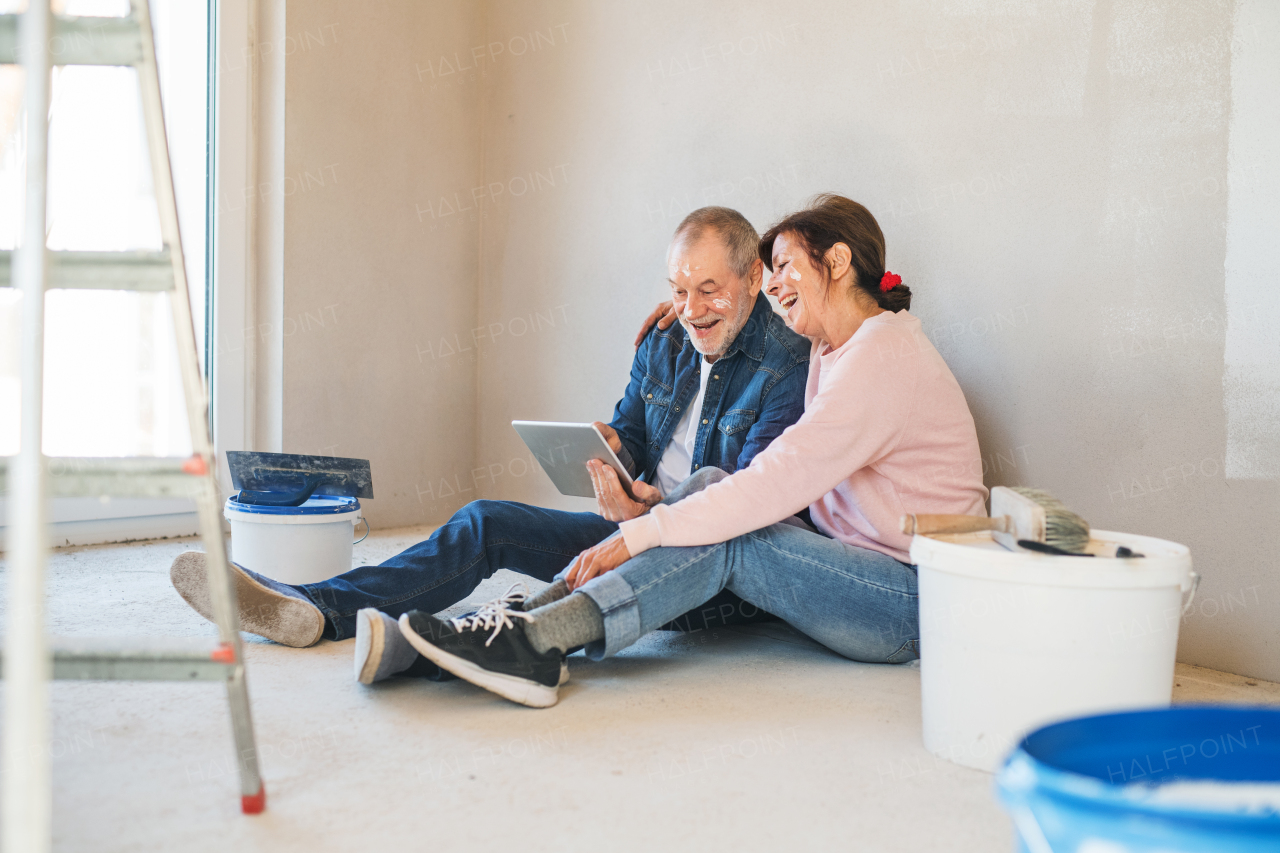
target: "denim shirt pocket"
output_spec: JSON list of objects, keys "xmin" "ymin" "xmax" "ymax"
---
[
  {"xmin": 641, "ymin": 373, "xmax": 673, "ymax": 408},
  {"xmin": 716, "ymin": 408, "xmax": 757, "ymax": 437},
  {"xmin": 711, "ymin": 407, "xmax": 756, "ymax": 469}
]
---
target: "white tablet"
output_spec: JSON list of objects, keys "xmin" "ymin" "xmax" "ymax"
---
[{"xmin": 511, "ymin": 421, "xmax": 636, "ymax": 500}]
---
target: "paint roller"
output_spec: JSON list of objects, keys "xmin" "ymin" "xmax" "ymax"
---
[{"xmin": 901, "ymin": 486, "xmax": 1095, "ymax": 555}]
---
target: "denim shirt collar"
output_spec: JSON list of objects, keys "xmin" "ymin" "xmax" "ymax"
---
[{"xmin": 608, "ymin": 287, "xmax": 808, "ymax": 486}]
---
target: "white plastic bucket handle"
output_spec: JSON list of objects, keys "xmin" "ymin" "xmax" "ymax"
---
[
  {"xmin": 1181, "ymin": 570, "xmax": 1201, "ymax": 616},
  {"xmin": 353, "ymin": 517, "xmax": 369, "ymax": 545},
  {"xmin": 1010, "ymin": 805, "xmax": 1057, "ymax": 853}
]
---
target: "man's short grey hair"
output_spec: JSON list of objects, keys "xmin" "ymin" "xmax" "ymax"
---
[{"xmin": 673, "ymin": 206, "xmax": 759, "ymax": 280}]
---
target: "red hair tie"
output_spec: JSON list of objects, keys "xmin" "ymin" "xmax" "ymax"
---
[{"xmin": 879, "ymin": 271, "xmax": 902, "ymax": 293}]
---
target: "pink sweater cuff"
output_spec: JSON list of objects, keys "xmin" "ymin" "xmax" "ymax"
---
[{"xmin": 620, "ymin": 515, "xmax": 661, "ymax": 557}]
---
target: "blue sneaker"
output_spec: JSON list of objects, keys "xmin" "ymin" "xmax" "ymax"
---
[
  {"xmin": 356, "ymin": 585, "xmax": 568, "ymax": 686},
  {"xmin": 399, "ymin": 586, "xmax": 564, "ymax": 708}
]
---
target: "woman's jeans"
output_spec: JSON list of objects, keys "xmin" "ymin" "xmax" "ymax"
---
[{"xmin": 576, "ymin": 468, "xmax": 921, "ymax": 664}]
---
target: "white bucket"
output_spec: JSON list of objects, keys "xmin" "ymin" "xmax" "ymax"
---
[
  {"xmin": 223, "ymin": 495, "xmax": 365, "ymax": 585},
  {"xmin": 911, "ymin": 529, "xmax": 1196, "ymax": 773}
]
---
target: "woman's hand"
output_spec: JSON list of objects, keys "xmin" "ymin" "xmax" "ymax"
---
[
  {"xmin": 634, "ymin": 300, "xmax": 677, "ymax": 347},
  {"xmin": 587, "ymin": 458, "xmax": 661, "ymax": 521},
  {"xmin": 566, "ymin": 531, "xmax": 633, "ymax": 590}
]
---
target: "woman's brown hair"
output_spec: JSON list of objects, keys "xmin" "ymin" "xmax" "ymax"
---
[{"xmin": 758, "ymin": 194, "xmax": 911, "ymax": 312}]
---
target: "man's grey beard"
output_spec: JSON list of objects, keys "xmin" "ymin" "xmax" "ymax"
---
[{"xmin": 683, "ymin": 297, "xmax": 753, "ymax": 359}]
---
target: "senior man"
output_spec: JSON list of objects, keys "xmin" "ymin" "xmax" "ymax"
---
[{"xmin": 171, "ymin": 206, "xmax": 810, "ymax": 684}]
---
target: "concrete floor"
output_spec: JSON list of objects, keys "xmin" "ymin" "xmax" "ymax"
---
[{"xmin": 2, "ymin": 525, "xmax": 1278, "ymax": 853}]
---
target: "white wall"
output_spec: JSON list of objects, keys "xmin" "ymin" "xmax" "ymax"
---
[
  {"xmin": 283, "ymin": 0, "xmax": 483, "ymax": 528},
  {"xmin": 279, "ymin": 1, "xmax": 1280, "ymax": 680}
]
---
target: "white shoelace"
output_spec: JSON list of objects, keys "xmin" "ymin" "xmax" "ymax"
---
[{"xmin": 448, "ymin": 582, "xmax": 534, "ymax": 646}]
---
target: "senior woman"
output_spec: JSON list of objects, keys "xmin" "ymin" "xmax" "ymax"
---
[{"xmin": 400, "ymin": 194, "xmax": 988, "ymax": 707}]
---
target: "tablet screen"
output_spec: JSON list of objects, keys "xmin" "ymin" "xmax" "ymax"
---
[{"xmin": 511, "ymin": 421, "xmax": 636, "ymax": 500}]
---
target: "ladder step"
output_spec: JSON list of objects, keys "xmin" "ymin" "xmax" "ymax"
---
[
  {"xmin": 0, "ymin": 638, "xmax": 237, "ymax": 682},
  {"xmin": 0, "ymin": 249, "xmax": 174, "ymax": 292},
  {"xmin": 0, "ymin": 456, "xmax": 205, "ymax": 499},
  {"xmin": 0, "ymin": 13, "xmax": 144, "ymax": 67}
]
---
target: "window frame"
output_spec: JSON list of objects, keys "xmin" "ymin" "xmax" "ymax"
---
[{"xmin": 0, "ymin": 0, "xmax": 244, "ymax": 549}]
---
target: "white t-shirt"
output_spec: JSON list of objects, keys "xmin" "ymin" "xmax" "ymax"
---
[{"xmin": 654, "ymin": 357, "xmax": 714, "ymax": 496}]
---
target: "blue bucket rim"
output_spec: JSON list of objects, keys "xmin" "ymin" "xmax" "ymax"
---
[
  {"xmin": 224, "ymin": 494, "xmax": 361, "ymax": 515},
  {"xmin": 998, "ymin": 706, "xmax": 1280, "ymax": 824}
]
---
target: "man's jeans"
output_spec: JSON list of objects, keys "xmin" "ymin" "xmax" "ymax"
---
[
  {"xmin": 297, "ymin": 478, "xmax": 776, "ymax": 640},
  {"xmin": 298, "ymin": 502, "xmax": 616, "ymax": 640},
  {"xmin": 577, "ymin": 468, "xmax": 921, "ymax": 664}
]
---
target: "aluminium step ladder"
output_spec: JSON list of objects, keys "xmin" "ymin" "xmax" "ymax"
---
[{"xmin": 0, "ymin": 3, "xmax": 266, "ymax": 850}]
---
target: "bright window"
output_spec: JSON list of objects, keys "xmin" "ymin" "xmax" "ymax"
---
[{"xmin": 0, "ymin": 0, "xmax": 209, "ymax": 459}]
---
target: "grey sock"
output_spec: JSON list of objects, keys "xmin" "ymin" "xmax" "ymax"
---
[
  {"xmin": 375, "ymin": 611, "xmax": 423, "ymax": 674},
  {"xmin": 525, "ymin": 578, "xmax": 570, "ymax": 610},
  {"xmin": 524, "ymin": 593, "xmax": 605, "ymax": 655}
]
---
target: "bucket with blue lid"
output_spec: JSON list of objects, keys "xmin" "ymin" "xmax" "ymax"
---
[
  {"xmin": 223, "ymin": 451, "xmax": 373, "ymax": 585},
  {"xmin": 996, "ymin": 705, "xmax": 1280, "ymax": 852}
]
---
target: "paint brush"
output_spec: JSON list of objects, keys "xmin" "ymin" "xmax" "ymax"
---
[{"xmin": 900, "ymin": 486, "xmax": 1091, "ymax": 553}]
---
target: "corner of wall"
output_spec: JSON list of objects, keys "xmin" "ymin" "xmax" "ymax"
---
[{"xmin": 254, "ymin": 0, "xmax": 286, "ymax": 454}]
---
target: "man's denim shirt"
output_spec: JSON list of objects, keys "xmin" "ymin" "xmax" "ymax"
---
[{"xmin": 608, "ymin": 296, "xmax": 810, "ymax": 486}]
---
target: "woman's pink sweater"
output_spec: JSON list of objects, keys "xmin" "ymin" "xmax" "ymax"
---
[{"xmin": 619, "ymin": 310, "xmax": 988, "ymax": 563}]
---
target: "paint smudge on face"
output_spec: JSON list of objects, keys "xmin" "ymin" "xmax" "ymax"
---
[
  {"xmin": 789, "ymin": 267, "xmax": 801, "ymax": 281},
  {"xmin": 711, "ymin": 297, "xmax": 732, "ymax": 311}
]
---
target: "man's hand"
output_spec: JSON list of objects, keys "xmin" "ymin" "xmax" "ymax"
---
[
  {"xmin": 566, "ymin": 531, "xmax": 633, "ymax": 591},
  {"xmin": 588, "ymin": 458, "xmax": 661, "ymax": 522},
  {"xmin": 593, "ymin": 421, "xmax": 623, "ymax": 455},
  {"xmin": 634, "ymin": 300, "xmax": 677, "ymax": 348}
]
